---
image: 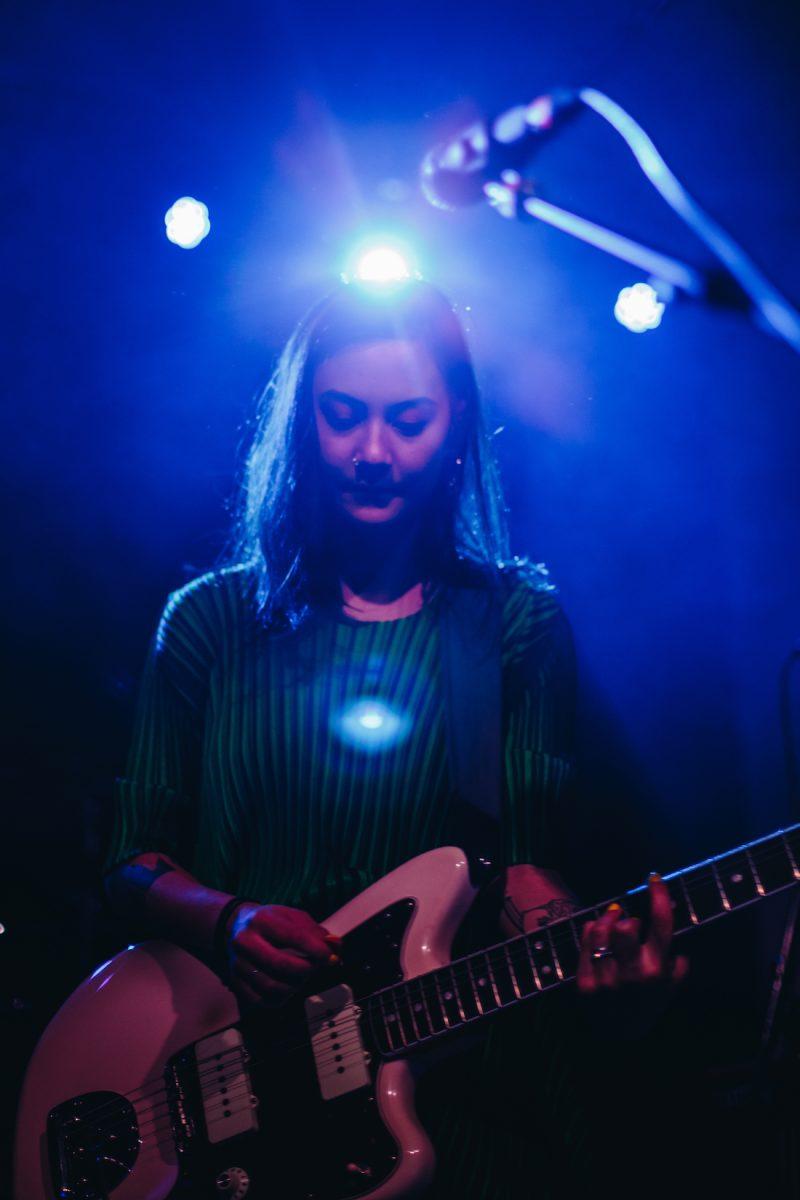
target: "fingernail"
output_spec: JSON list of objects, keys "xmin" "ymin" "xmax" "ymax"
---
[
  {"xmin": 606, "ymin": 902, "xmax": 623, "ymax": 914},
  {"xmin": 324, "ymin": 933, "xmax": 343, "ymax": 944},
  {"xmin": 648, "ymin": 872, "xmax": 662, "ymax": 883},
  {"xmin": 328, "ymin": 953, "xmax": 341, "ymax": 966}
]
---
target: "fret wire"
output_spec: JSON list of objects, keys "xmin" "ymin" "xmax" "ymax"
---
[
  {"xmin": 745, "ymin": 847, "xmax": 766, "ymax": 896},
  {"xmin": 679, "ymin": 874, "xmax": 699, "ymax": 924},
  {"xmin": 417, "ymin": 975, "xmax": 435, "ymax": 1032},
  {"xmin": 432, "ymin": 971, "xmax": 452, "ymax": 1028},
  {"xmin": 404, "ymin": 981, "xmax": 423, "ymax": 1042},
  {"xmin": 448, "ymin": 964, "xmax": 467, "ymax": 1022},
  {"xmin": 389, "ymin": 989, "xmax": 408, "ymax": 1048},
  {"xmin": 545, "ymin": 927, "xmax": 564, "ymax": 981},
  {"xmin": 483, "ymin": 953, "xmax": 503, "ymax": 1007},
  {"xmin": 711, "ymin": 861, "xmax": 731, "ymax": 911},
  {"xmin": 781, "ymin": 833, "xmax": 800, "ymax": 881},
  {"xmin": 378, "ymin": 992, "xmax": 394, "ymax": 1052},
  {"xmin": 465, "ymin": 956, "xmax": 485, "ymax": 1016},
  {"xmin": 567, "ymin": 919, "xmax": 581, "ymax": 952},
  {"xmin": 523, "ymin": 935, "xmax": 543, "ymax": 992},
  {"xmin": 504, "ymin": 944, "xmax": 522, "ymax": 999}
]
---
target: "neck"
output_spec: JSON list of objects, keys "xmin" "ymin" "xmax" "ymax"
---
[{"xmin": 333, "ymin": 515, "xmax": 427, "ymax": 606}]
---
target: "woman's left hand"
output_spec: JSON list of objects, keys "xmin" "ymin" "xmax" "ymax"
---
[{"xmin": 576, "ymin": 873, "xmax": 689, "ymax": 995}]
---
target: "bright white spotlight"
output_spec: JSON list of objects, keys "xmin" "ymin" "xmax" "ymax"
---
[
  {"xmin": 354, "ymin": 246, "xmax": 411, "ymax": 284},
  {"xmin": 164, "ymin": 197, "xmax": 211, "ymax": 249},
  {"xmin": 341, "ymin": 238, "xmax": 421, "ymax": 288},
  {"xmin": 614, "ymin": 281, "xmax": 665, "ymax": 333},
  {"xmin": 335, "ymin": 697, "xmax": 411, "ymax": 753}
]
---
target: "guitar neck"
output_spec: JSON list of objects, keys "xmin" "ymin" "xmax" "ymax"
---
[{"xmin": 368, "ymin": 822, "xmax": 800, "ymax": 1057}]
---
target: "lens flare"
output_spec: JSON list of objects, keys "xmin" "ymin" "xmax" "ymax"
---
[
  {"xmin": 164, "ymin": 197, "xmax": 211, "ymax": 249},
  {"xmin": 614, "ymin": 281, "xmax": 665, "ymax": 333},
  {"xmin": 341, "ymin": 239, "xmax": 420, "ymax": 288}
]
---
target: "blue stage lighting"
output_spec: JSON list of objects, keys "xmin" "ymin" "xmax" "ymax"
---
[
  {"xmin": 614, "ymin": 281, "xmax": 666, "ymax": 333},
  {"xmin": 335, "ymin": 697, "xmax": 411, "ymax": 753},
  {"xmin": 164, "ymin": 197, "xmax": 211, "ymax": 249},
  {"xmin": 341, "ymin": 239, "xmax": 420, "ymax": 287}
]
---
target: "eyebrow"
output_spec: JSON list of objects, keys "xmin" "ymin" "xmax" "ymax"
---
[{"xmin": 317, "ymin": 389, "xmax": 436, "ymax": 413}]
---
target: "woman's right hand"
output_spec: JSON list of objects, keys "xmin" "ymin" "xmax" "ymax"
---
[{"xmin": 224, "ymin": 902, "xmax": 340, "ymax": 1007}]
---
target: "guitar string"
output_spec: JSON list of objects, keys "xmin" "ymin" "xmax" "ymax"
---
[
  {"xmin": 73, "ymin": 859, "xmax": 800, "ymax": 1165},
  {"xmin": 68, "ymin": 837, "xmax": 800, "ymax": 1159},
  {"xmin": 64, "ymin": 835, "xmax": 800, "ymax": 1148},
  {"xmin": 65, "ymin": 837, "xmax": 800, "ymax": 1150}
]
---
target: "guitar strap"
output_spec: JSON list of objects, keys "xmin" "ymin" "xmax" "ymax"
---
[{"xmin": 439, "ymin": 579, "xmax": 503, "ymax": 877}]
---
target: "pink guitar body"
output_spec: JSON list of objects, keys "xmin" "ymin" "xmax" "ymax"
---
[
  {"xmin": 14, "ymin": 846, "xmax": 478, "ymax": 1200},
  {"xmin": 20, "ymin": 820, "xmax": 797, "ymax": 1198}
]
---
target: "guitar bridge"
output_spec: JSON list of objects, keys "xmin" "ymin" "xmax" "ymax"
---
[{"xmin": 47, "ymin": 1091, "xmax": 139, "ymax": 1200}]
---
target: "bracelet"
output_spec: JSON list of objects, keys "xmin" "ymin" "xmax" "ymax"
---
[{"xmin": 213, "ymin": 896, "xmax": 250, "ymax": 967}]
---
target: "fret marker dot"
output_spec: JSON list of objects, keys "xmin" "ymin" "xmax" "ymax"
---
[
  {"xmin": 414, "ymin": 1002, "xmax": 423, "ymax": 1012},
  {"xmin": 534, "ymin": 941, "xmax": 544, "ymax": 951},
  {"xmin": 542, "ymin": 965, "xmax": 552, "ymax": 975},
  {"xmin": 731, "ymin": 873, "xmax": 743, "ymax": 884},
  {"xmin": 444, "ymin": 991, "xmax": 453, "ymax": 1001},
  {"xmin": 387, "ymin": 1013, "xmax": 396, "ymax": 1022},
  {"xmin": 478, "ymin": 978, "xmax": 487, "ymax": 987}
]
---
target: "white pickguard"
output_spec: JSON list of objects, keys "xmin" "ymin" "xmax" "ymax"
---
[{"xmin": 14, "ymin": 845, "xmax": 479, "ymax": 1200}]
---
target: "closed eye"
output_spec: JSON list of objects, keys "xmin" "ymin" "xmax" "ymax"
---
[{"xmin": 394, "ymin": 420, "xmax": 427, "ymax": 437}]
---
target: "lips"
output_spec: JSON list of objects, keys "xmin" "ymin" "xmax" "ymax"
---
[
  {"xmin": 350, "ymin": 488, "xmax": 398, "ymax": 504},
  {"xmin": 343, "ymin": 483, "xmax": 401, "ymax": 497}
]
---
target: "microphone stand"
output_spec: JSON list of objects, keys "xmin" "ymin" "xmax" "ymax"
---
[
  {"xmin": 484, "ymin": 171, "xmax": 757, "ymax": 328},
  {"xmin": 427, "ymin": 87, "xmax": 800, "ymax": 354}
]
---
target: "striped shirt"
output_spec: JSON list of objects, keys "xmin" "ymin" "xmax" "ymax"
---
[{"xmin": 107, "ymin": 559, "xmax": 582, "ymax": 1198}]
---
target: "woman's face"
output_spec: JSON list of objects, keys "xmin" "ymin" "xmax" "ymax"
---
[{"xmin": 312, "ymin": 338, "xmax": 463, "ymax": 528}]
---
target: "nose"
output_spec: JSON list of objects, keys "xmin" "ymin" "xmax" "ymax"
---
[
  {"xmin": 353, "ymin": 419, "xmax": 392, "ymax": 484},
  {"xmin": 353, "ymin": 458, "xmax": 392, "ymax": 486}
]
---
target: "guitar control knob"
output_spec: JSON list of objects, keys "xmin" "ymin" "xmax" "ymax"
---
[{"xmin": 216, "ymin": 1167, "xmax": 250, "ymax": 1198}]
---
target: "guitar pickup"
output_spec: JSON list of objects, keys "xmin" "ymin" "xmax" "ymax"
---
[
  {"xmin": 195, "ymin": 1027, "xmax": 259, "ymax": 1145},
  {"xmin": 305, "ymin": 984, "xmax": 371, "ymax": 1101}
]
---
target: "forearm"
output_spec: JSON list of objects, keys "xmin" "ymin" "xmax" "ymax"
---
[
  {"xmin": 500, "ymin": 863, "xmax": 581, "ymax": 938},
  {"xmin": 104, "ymin": 851, "xmax": 238, "ymax": 952}
]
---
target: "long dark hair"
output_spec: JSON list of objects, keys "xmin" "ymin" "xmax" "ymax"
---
[{"xmin": 229, "ymin": 279, "xmax": 510, "ymax": 629}]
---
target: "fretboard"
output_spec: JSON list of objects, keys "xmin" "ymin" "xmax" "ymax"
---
[{"xmin": 366, "ymin": 822, "xmax": 800, "ymax": 1057}]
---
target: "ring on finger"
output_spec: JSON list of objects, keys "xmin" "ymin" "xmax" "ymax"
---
[{"xmin": 591, "ymin": 945, "xmax": 614, "ymax": 961}]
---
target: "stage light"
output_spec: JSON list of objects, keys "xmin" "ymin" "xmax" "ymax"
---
[
  {"xmin": 341, "ymin": 239, "xmax": 420, "ymax": 287},
  {"xmin": 164, "ymin": 197, "xmax": 210, "ymax": 249},
  {"xmin": 336, "ymin": 697, "xmax": 411, "ymax": 752},
  {"xmin": 614, "ymin": 281, "xmax": 665, "ymax": 333},
  {"xmin": 355, "ymin": 246, "xmax": 411, "ymax": 283}
]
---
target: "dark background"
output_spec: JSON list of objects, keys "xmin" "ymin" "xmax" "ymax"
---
[{"xmin": 3, "ymin": 0, "xmax": 800, "ymax": 1192}]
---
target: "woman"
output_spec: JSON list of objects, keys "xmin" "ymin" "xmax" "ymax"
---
[{"xmin": 105, "ymin": 278, "xmax": 683, "ymax": 1198}]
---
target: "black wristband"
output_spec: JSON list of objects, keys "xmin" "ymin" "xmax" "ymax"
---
[{"xmin": 213, "ymin": 896, "xmax": 250, "ymax": 968}]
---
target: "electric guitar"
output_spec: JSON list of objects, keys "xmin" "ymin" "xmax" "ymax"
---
[{"xmin": 14, "ymin": 824, "xmax": 800, "ymax": 1200}]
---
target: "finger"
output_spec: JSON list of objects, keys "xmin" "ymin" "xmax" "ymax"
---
[
  {"xmin": 251, "ymin": 908, "xmax": 331, "ymax": 965},
  {"xmin": 235, "ymin": 937, "xmax": 320, "ymax": 982},
  {"xmin": 577, "ymin": 914, "xmax": 621, "ymax": 992},
  {"xmin": 231, "ymin": 976, "xmax": 263, "ymax": 1009},
  {"xmin": 645, "ymin": 874, "xmax": 674, "ymax": 958},
  {"xmin": 609, "ymin": 917, "xmax": 642, "ymax": 971},
  {"xmin": 671, "ymin": 954, "xmax": 690, "ymax": 985},
  {"xmin": 589, "ymin": 911, "xmax": 621, "ymax": 990},
  {"xmin": 231, "ymin": 961, "xmax": 295, "ymax": 1006},
  {"xmin": 576, "ymin": 920, "xmax": 599, "ymax": 993}
]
